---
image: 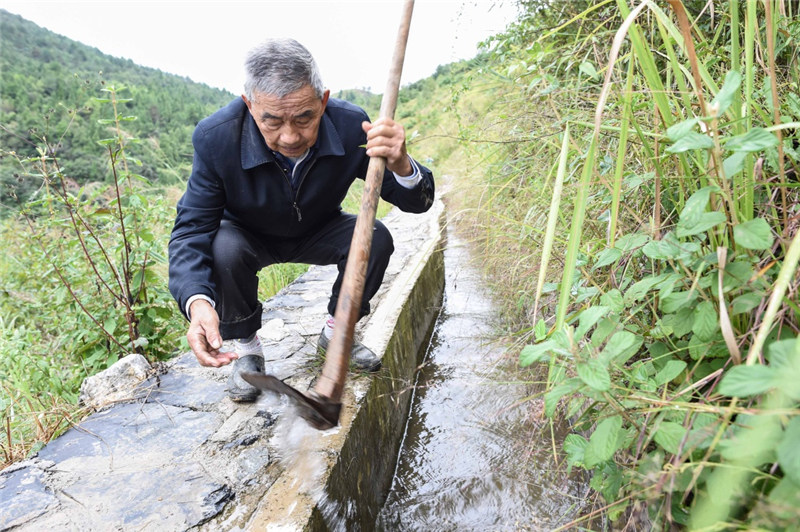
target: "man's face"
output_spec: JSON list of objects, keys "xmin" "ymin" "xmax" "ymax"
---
[{"xmin": 243, "ymin": 86, "xmax": 329, "ymax": 158}]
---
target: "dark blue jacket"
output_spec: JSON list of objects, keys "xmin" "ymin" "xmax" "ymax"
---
[{"xmin": 168, "ymin": 97, "xmax": 435, "ymax": 317}]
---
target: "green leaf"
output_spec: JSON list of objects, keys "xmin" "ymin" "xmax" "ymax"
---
[
  {"xmin": 579, "ymin": 61, "xmax": 598, "ymax": 79},
  {"xmin": 660, "ymin": 291, "xmax": 698, "ymax": 314},
  {"xmin": 717, "ymin": 365, "xmax": 777, "ymax": 397},
  {"xmin": 654, "ymin": 421, "xmax": 687, "ymax": 454},
  {"xmin": 722, "ymin": 152, "xmax": 747, "ymax": 178},
  {"xmin": 625, "ymin": 274, "xmax": 669, "ymax": 303},
  {"xmin": 520, "ymin": 341, "xmax": 554, "ymax": 367},
  {"xmin": 710, "ymin": 70, "xmax": 741, "ymax": 116},
  {"xmin": 600, "ymin": 289, "xmax": 624, "ymax": 314},
  {"xmin": 778, "ymin": 417, "xmax": 800, "ymax": 485},
  {"xmin": 564, "ymin": 433, "xmax": 589, "ymax": 467},
  {"xmin": 614, "ymin": 233, "xmax": 649, "ymax": 252},
  {"xmin": 666, "ymin": 117, "xmax": 701, "ymax": 142},
  {"xmin": 534, "ymin": 319, "xmax": 547, "ymax": 341},
  {"xmin": 676, "ymin": 211, "xmax": 727, "ymax": 238},
  {"xmin": 662, "ymin": 307, "xmax": 695, "ymax": 338},
  {"xmin": 593, "ymin": 248, "xmax": 622, "ymax": 269},
  {"xmin": 724, "ymin": 127, "xmax": 778, "ymax": 152},
  {"xmin": 577, "ymin": 359, "xmax": 611, "ymax": 391},
  {"xmin": 676, "ymin": 186, "xmax": 725, "ymax": 238},
  {"xmin": 654, "ymin": 360, "xmax": 687, "ymax": 386},
  {"xmin": 584, "ymin": 416, "xmax": 623, "ymax": 467},
  {"xmin": 544, "ymin": 378, "xmax": 583, "ymax": 418},
  {"xmin": 733, "ymin": 218, "xmax": 773, "ymax": 250},
  {"xmin": 731, "ymin": 291, "xmax": 764, "ymax": 315},
  {"xmin": 599, "ymin": 330, "xmax": 643, "ymax": 365},
  {"xmin": 575, "ymin": 306, "xmax": 611, "ymax": 339},
  {"xmin": 693, "ymin": 300, "xmax": 719, "ymax": 341},
  {"xmin": 666, "ymin": 131, "xmax": 714, "ymax": 153}
]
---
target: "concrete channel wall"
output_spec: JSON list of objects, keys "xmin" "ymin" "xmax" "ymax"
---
[{"xmin": 0, "ymin": 199, "xmax": 445, "ymax": 531}]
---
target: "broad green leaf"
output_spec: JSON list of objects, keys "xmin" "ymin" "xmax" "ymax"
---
[
  {"xmin": 600, "ymin": 289, "xmax": 624, "ymax": 314},
  {"xmin": 676, "ymin": 211, "xmax": 727, "ymax": 238},
  {"xmin": 614, "ymin": 233, "xmax": 649, "ymax": 252},
  {"xmin": 577, "ymin": 359, "xmax": 611, "ymax": 391},
  {"xmin": 533, "ymin": 319, "xmax": 547, "ymax": 341},
  {"xmin": 599, "ymin": 330, "xmax": 643, "ymax": 365},
  {"xmin": 710, "ymin": 70, "xmax": 741, "ymax": 116},
  {"xmin": 722, "ymin": 152, "xmax": 747, "ymax": 178},
  {"xmin": 662, "ymin": 307, "xmax": 695, "ymax": 337},
  {"xmin": 733, "ymin": 218, "xmax": 773, "ymax": 250},
  {"xmin": 666, "ymin": 117, "xmax": 701, "ymax": 141},
  {"xmin": 544, "ymin": 378, "xmax": 583, "ymax": 418},
  {"xmin": 563, "ymin": 433, "xmax": 589, "ymax": 467},
  {"xmin": 519, "ymin": 341, "xmax": 554, "ymax": 367},
  {"xmin": 584, "ymin": 416, "xmax": 623, "ymax": 467},
  {"xmin": 768, "ymin": 338, "xmax": 800, "ymax": 400},
  {"xmin": 767, "ymin": 477, "xmax": 800, "ymax": 520},
  {"xmin": 625, "ymin": 273, "xmax": 670, "ymax": 303},
  {"xmin": 677, "ymin": 186, "xmax": 725, "ymax": 237},
  {"xmin": 654, "ymin": 421, "xmax": 687, "ymax": 454},
  {"xmin": 660, "ymin": 291, "xmax": 698, "ymax": 314},
  {"xmin": 579, "ymin": 61, "xmax": 598, "ymax": 79},
  {"xmin": 666, "ymin": 131, "xmax": 714, "ymax": 153},
  {"xmin": 575, "ymin": 306, "xmax": 611, "ymax": 339},
  {"xmin": 731, "ymin": 291, "xmax": 764, "ymax": 315},
  {"xmin": 717, "ymin": 365, "xmax": 777, "ymax": 397},
  {"xmin": 654, "ymin": 360, "xmax": 687, "ymax": 386},
  {"xmin": 593, "ymin": 248, "xmax": 622, "ymax": 269},
  {"xmin": 693, "ymin": 300, "xmax": 719, "ymax": 341},
  {"xmin": 679, "ymin": 186, "xmax": 718, "ymax": 223},
  {"xmin": 777, "ymin": 417, "xmax": 800, "ymax": 485},
  {"xmin": 589, "ymin": 318, "xmax": 617, "ymax": 348},
  {"xmin": 724, "ymin": 127, "xmax": 778, "ymax": 152}
]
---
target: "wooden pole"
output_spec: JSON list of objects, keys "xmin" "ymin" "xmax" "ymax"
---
[{"xmin": 314, "ymin": 0, "xmax": 415, "ymax": 402}]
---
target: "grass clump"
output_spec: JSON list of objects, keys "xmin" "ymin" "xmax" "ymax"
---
[{"xmin": 449, "ymin": 1, "xmax": 800, "ymax": 528}]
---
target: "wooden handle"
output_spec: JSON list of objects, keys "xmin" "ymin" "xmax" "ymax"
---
[{"xmin": 314, "ymin": 0, "xmax": 415, "ymax": 402}]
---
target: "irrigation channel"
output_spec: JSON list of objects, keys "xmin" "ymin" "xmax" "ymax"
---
[{"xmin": 374, "ymin": 228, "xmax": 590, "ymax": 530}]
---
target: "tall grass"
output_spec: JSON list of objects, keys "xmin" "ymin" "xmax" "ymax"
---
[{"xmin": 451, "ymin": 1, "xmax": 800, "ymax": 528}]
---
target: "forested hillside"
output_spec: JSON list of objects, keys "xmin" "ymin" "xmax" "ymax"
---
[{"xmin": 0, "ymin": 10, "xmax": 233, "ymax": 204}]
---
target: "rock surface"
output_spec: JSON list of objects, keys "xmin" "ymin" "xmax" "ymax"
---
[
  {"xmin": 0, "ymin": 201, "xmax": 444, "ymax": 531},
  {"xmin": 78, "ymin": 353, "xmax": 152, "ymax": 409}
]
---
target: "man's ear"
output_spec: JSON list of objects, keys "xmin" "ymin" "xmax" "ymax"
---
[
  {"xmin": 241, "ymin": 94, "xmax": 252, "ymax": 111},
  {"xmin": 321, "ymin": 89, "xmax": 330, "ymax": 109}
]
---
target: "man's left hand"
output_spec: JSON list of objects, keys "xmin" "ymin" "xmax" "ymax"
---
[{"xmin": 362, "ymin": 118, "xmax": 413, "ymax": 176}]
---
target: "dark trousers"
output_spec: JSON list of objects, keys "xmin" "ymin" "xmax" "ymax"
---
[{"xmin": 211, "ymin": 214, "xmax": 394, "ymax": 340}]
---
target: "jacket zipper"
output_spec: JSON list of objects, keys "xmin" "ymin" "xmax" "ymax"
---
[{"xmin": 277, "ymin": 156, "xmax": 316, "ymax": 223}]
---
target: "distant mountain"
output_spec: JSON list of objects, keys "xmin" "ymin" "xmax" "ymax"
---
[{"xmin": 0, "ymin": 9, "xmax": 234, "ymax": 202}]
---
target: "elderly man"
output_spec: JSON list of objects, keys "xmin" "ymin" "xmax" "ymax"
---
[{"xmin": 168, "ymin": 38, "xmax": 435, "ymax": 402}]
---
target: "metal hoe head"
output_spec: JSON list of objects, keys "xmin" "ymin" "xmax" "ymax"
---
[{"xmin": 241, "ymin": 372, "xmax": 341, "ymax": 430}]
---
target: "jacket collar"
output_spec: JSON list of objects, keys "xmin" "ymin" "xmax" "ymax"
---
[{"xmin": 241, "ymin": 109, "xmax": 345, "ymax": 170}]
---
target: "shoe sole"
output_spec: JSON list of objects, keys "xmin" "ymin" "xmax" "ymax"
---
[{"xmin": 227, "ymin": 390, "xmax": 261, "ymax": 402}]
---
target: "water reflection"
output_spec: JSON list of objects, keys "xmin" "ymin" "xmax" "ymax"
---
[{"xmin": 376, "ymin": 234, "xmax": 588, "ymax": 531}]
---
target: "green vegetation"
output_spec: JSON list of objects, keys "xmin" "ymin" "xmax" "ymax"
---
[
  {"xmin": 442, "ymin": 1, "xmax": 800, "ymax": 529},
  {"xmin": 0, "ymin": 10, "xmax": 233, "ymax": 204},
  {"xmin": 3, "ymin": 2, "xmax": 799, "ymax": 528}
]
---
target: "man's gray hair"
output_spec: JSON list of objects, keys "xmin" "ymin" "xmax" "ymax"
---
[{"xmin": 243, "ymin": 38, "xmax": 324, "ymax": 100}]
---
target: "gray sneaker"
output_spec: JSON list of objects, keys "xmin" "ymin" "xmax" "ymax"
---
[
  {"xmin": 226, "ymin": 337, "xmax": 265, "ymax": 402},
  {"xmin": 317, "ymin": 329, "xmax": 381, "ymax": 372}
]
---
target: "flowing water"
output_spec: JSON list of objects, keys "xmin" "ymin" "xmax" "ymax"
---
[{"xmin": 376, "ymin": 231, "xmax": 590, "ymax": 531}]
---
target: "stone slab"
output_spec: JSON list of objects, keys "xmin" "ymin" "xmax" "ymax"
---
[{"xmin": 0, "ymin": 200, "xmax": 445, "ymax": 531}]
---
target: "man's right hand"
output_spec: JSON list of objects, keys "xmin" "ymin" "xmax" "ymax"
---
[{"xmin": 187, "ymin": 299, "xmax": 238, "ymax": 367}]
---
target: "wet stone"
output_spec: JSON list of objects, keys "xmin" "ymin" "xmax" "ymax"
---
[
  {"xmin": 144, "ymin": 371, "xmax": 227, "ymax": 409},
  {"xmin": 0, "ymin": 200, "xmax": 445, "ymax": 530},
  {"xmin": 0, "ymin": 461, "xmax": 58, "ymax": 530}
]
